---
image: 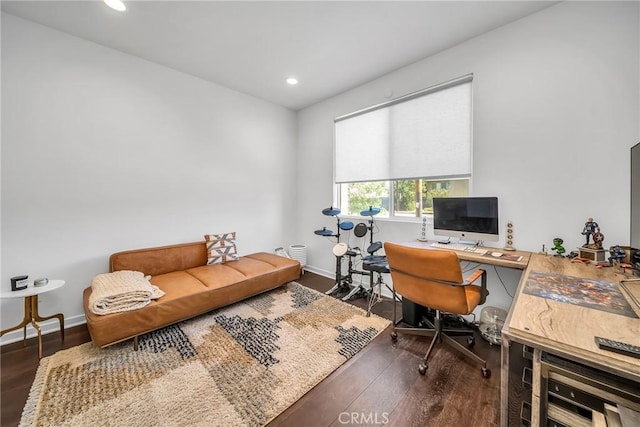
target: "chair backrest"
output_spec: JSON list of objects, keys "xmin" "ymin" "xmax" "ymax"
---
[{"xmin": 384, "ymin": 242, "xmax": 476, "ymax": 315}]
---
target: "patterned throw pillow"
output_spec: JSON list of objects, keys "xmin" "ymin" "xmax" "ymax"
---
[{"xmin": 205, "ymin": 232, "xmax": 239, "ymax": 264}]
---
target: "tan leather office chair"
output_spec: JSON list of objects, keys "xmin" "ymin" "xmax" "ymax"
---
[{"xmin": 384, "ymin": 242, "xmax": 491, "ymax": 377}]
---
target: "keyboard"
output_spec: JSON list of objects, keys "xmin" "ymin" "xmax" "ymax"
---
[{"xmin": 430, "ymin": 242, "xmax": 488, "ymax": 255}]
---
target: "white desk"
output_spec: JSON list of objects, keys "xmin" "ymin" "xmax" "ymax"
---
[{"xmin": 0, "ymin": 280, "xmax": 65, "ymax": 358}]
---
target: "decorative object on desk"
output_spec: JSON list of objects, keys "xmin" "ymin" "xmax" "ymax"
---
[
  {"xmin": 615, "ymin": 245, "xmax": 639, "ymax": 265},
  {"xmin": 566, "ymin": 250, "xmax": 578, "ymax": 259},
  {"xmin": 418, "ymin": 215, "xmax": 428, "ymax": 241},
  {"xmin": 581, "ymin": 217, "xmax": 602, "ymax": 247},
  {"xmin": 479, "ymin": 306, "xmax": 507, "ymax": 345},
  {"xmin": 523, "ymin": 271, "xmax": 638, "ymax": 318},
  {"xmin": 34, "ymin": 278, "xmax": 49, "ymax": 287},
  {"xmin": 539, "ymin": 244, "xmax": 548, "ymax": 255},
  {"xmin": 20, "ymin": 282, "xmax": 390, "ymax": 427},
  {"xmin": 571, "ymin": 256, "xmax": 591, "ymax": 265},
  {"xmin": 578, "ymin": 246, "xmax": 606, "ymax": 263},
  {"xmin": 551, "ymin": 237, "xmax": 566, "ymax": 257},
  {"xmin": 503, "ymin": 220, "xmax": 516, "ymax": 251},
  {"xmin": 608, "ymin": 245, "xmax": 626, "ymax": 267},
  {"xmin": 10, "ymin": 275, "xmax": 28, "ymax": 291}
]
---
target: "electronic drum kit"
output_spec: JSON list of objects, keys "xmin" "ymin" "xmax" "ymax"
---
[{"xmin": 314, "ymin": 206, "xmax": 392, "ymax": 313}]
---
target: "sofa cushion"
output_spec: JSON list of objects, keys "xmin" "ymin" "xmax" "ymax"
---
[
  {"xmin": 110, "ymin": 242, "xmax": 207, "ymax": 277},
  {"xmin": 185, "ymin": 264, "xmax": 248, "ymax": 289},
  {"xmin": 149, "ymin": 271, "xmax": 208, "ymax": 298},
  {"xmin": 205, "ymin": 232, "xmax": 239, "ymax": 264}
]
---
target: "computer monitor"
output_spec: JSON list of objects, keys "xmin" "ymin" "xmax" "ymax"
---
[{"xmin": 433, "ymin": 197, "xmax": 499, "ymax": 243}]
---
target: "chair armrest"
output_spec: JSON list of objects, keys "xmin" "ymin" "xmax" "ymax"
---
[
  {"xmin": 465, "ymin": 269, "xmax": 488, "ymax": 305},
  {"xmin": 465, "ymin": 269, "xmax": 484, "ymax": 284}
]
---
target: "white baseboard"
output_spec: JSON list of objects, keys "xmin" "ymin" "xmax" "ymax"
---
[
  {"xmin": 0, "ymin": 314, "xmax": 87, "ymax": 346},
  {"xmin": 301, "ymin": 265, "xmax": 334, "ymax": 279}
]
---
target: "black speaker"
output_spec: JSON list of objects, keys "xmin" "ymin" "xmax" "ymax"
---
[{"xmin": 504, "ymin": 220, "xmax": 516, "ymax": 251}]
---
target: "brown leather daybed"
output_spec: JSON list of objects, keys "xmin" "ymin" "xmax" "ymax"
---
[{"xmin": 82, "ymin": 241, "xmax": 300, "ymax": 348}]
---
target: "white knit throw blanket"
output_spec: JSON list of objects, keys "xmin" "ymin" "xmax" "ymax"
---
[{"xmin": 89, "ymin": 270, "xmax": 165, "ymax": 316}]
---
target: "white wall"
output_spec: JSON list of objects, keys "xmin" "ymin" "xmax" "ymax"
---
[
  {"xmin": 1, "ymin": 14, "xmax": 298, "ymax": 343},
  {"xmin": 297, "ymin": 1, "xmax": 639, "ymax": 313}
]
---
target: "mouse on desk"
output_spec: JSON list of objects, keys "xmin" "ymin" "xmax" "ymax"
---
[{"xmin": 491, "ymin": 252, "xmax": 503, "ymax": 257}]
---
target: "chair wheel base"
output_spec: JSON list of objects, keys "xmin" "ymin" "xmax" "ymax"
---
[
  {"xmin": 391, "ymin": 331, "xmax": 398, "ymax": 341},
  {"xmin": 418, "ymin": 364, "xmax": 428, "ymax": 375},
  {"xmin": 481, "ymin": 367, "xmax": 491, "ymax": 378}
]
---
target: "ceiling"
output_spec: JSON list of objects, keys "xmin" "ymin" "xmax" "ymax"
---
[{"xmin": 1, "ymin": 1, "xmax": 557, "ymax": 111}]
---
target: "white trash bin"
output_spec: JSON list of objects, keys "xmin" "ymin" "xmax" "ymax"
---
[{"xmin": 288, "ymin": 244, "xmax": 307, "ymax": 274}]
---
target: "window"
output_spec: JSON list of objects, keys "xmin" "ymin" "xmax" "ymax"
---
[{"xmin": 334, "ymin": 75, "xmax": 472, "ymax": 219}]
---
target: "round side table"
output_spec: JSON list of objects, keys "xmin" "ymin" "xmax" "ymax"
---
[{"xmin": 0, "ymin": 280, "xmax": 65, "ymax": 358}]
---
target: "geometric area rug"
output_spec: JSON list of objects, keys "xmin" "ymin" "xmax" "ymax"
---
[{"xmin": 20, "ymin": 282, "xmax": 390, "ymax": 426}]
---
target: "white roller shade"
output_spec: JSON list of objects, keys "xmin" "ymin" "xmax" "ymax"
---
[{"xmin": 335, "ymin": 76, "xmax": 472, "ymax": 184}]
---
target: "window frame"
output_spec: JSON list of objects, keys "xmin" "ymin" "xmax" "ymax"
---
[{"xmin": 336, "ymin": 176, "xmax": 471, "ymax": 222}]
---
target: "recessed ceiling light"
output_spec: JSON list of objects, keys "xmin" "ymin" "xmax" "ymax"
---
[
  {"xmin": 104, "ymin": 0, "xmax": 126, "ymax": 12},
  {"xmin": 286, "ymin": 77, "xmax": 299, "ymax": 86}
]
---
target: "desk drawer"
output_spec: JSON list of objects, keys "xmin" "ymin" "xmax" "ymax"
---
[
  {"xmin": 523, "ymin": 366, "xmax": 533, "ymax": 388},
  {"xmin": 521, "ymin": 400, "xmax": 531, "ymax": 426},
  {"xmin": 548, "ymin": 378, "xmax": 605, "ymax": 413},
  {"xmin": 523, "ymin": 344, "xmax": 534, "ymax": 361},
  {"xmin": 546, "ymin": 402, "xmax": 590, "ymax": 427}
]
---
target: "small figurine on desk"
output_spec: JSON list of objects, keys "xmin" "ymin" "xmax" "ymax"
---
[
  {"xmin": 567, "ymin": 250, "xmax": 578, "ymax": 259},
  {"xmin": 551, "ymin": 237, "xmax": 566, "ymax": 257},
  {"xmin": 632, "ymin": 251, "xmax": 640, "ymax": 275},
  {"xmin": 581, "ymin": 218, "xmax": 604, "ymax": 249},
  {"xmin": 608, "ymin": 245, "xmax": 626, "ymax": 266}
]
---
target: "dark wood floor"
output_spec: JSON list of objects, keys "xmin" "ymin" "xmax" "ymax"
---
[{"xmin": 1, "ymin": 272, "xmax": 501, "ymax": 427}]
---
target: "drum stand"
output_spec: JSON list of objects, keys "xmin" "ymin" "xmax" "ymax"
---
[
  {"xmin": 362, "ymin": 255, "xmax": 399, "ymax": 316},
  {"xmin": 315, "ymin": 206, "xmax": 385, "ymax": 302},
  {"xmin": 317, "ymin": 213, "xmax": 354, "ymax": 296},
  {"xmin": 339, "ymin": 217, "xmax": 383, "ymax": 302},
  {"xmin": 325, "ymin": 252, "xmax": 353, "ymax": 296},
  {"xmin": 339, "ymin": 247, "xmax": 371, "ymax": 301}
]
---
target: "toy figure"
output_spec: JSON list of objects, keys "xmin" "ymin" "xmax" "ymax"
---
[
  {"xmin": 633, "ymin": 251, "xmax": 640, "ymax": 275},
  {"xmin": 608, "ymin": 245, "xmax": 626, "ymax": 266},
  {"xmin": 581, "ymin": 218, "xmax": 600, "ymax": 246},
  {"xmin": 551, "ymin": 238, "xmax": 566, "ymax": 257},
  {"xmin": 592, "ymin": 231, "xmax": 605, "ymax": 249}
]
